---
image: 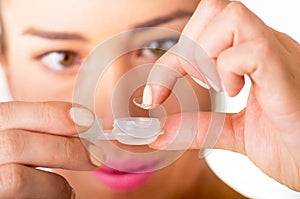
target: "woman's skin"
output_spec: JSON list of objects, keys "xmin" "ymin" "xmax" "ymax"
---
[{"xmin": 0, "ymin": 0, "xmax": 246, "ymax": 198}]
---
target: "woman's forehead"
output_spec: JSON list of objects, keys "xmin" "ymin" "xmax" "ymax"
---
[
  {"xmin": 3, "ymin": 0, "xmax": 199, "ymax": 21},
  {"xmin": 1, "ymin": 0, "xmax": 199, "ymax": 43}
]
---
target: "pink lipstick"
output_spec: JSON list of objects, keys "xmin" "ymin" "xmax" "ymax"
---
[{"xmin": 92, "ymin": 160, "xmax": 157, "ymax": 192}]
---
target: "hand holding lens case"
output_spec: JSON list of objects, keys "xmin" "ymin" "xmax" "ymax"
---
[{"xmin": 72, "ymin": 27, "xmax": 243, "ymax": 172}]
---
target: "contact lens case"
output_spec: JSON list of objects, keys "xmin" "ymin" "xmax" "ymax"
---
[
  {"xmin": 112, "ymin": 117, "xmax": 162, "ymax": 145},
  {"xmin": 92, "ymin": 117, "xmax": 162, "ymax": 145}
]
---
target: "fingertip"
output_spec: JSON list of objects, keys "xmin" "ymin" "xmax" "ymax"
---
[
  {"xmin": 151, "ymin": 84, "xmax": 172, "ymax": 106},
  {"xmin": 218, "ymin": 65, "xmax": 246, "ymax": 97},
  {"xmin": 134, "ymin": 84, "xmax": 172, "ymax": 110},
  {"xmin": 69, "ymin": 105, "xmax": 95, "ymax": 131},
  {"xmin": 88, "ymin": 145, "xmax": 106, "ymax": 168},
  {"xmin": 148, "ymin": 133, "xmax": 170, "ymax": 149},
  {"xmin": 223, "ymin": 78, "xmax": 245, "ymax": 97}
]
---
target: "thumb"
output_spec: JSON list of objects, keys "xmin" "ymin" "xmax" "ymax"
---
[{"xmin": 149, "ymin": 111, "xmax": 245, "ymax": 155}]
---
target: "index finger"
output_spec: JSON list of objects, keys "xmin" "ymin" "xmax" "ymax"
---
[
  {"xmin": 149, "ymin": 111, "xmax": 245, "ymax": 155},
  {"xmin": 138, "ymin": 0, "xmax": 229, "ymax": 108},
  {"xmin": 0, "ymin": 101, "xmax": 94, "ymax": 135}
]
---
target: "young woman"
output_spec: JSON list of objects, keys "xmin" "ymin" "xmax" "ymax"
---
[{"xmin": 0, "ymin": 0, "xmax": 299, "ymax": 198}]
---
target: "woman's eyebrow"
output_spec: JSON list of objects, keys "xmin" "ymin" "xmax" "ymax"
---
[
  {"xmin": 22, "ymin": 28, "xmax": 88, "ymax": 41},
  {"xmin": 132, "ymin": 10, "xmax": 193, "ymax": 28},
  {"xmin": 21, "ymin": 10, "xmax": 192, "ymax": 41}
]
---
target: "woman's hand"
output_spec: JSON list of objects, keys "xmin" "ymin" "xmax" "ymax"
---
[
  {"xmin": 145, "ymin": 0, "xmax": 300, "ymax": 191},
  {"xmin": 0, "ymin": 101, "xmax": 103, "ymax": 198}
]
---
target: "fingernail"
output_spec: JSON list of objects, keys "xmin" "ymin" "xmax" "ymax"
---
[
  {"xmin": 89, "ymin": 145, "xmax": 106, "ymax": 167},
  {"xmin": 206, "ymin": 76, "xmax": 221, "ymax": 92},
  {"xmin": 191, "ymin": 76, "xmax": 210, "ymax": 89},
  {"xmin": 134, "ymin": 85, "xmax": 153, "ymax": 110},
  {"xmin": 142, "ymin": 85, "xmax": 153, "ymax": 109},
  {"xmin": 221, "ymin": 83, "xmax": 230, "ymax": 97},
  {"xmin": 69, "ymin": 107, "xmax": 95, "ymax": 128},
  {"xmin": 198, "ymin": 148, "xmax": 211, "ymax": 159}
]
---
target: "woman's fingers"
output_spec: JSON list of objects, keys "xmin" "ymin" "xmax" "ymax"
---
[
  {"xmin": 0, "ymin": 101, "xmax": 95, "ymax": 134},
  {"xmin": 0, "ymin": 164, "xmax": 73, "ymax": 199},
  {"xmin": 149, "ymin": 111, "xmax": 245, "ymax": 154},
  {"xmin": 217, "ymin": 37, "xmax": 283, "ymax": 96},
  {"xmin": 0, "ymin": 130, "xmax": 104, "ymax": 170},
  {"xmin": 0, "ymin": 101, "xmax": 104, "ymax": 170},
  {"xmin": 217, "ymin": 34, "xmax": 300, "ymax": 115}
]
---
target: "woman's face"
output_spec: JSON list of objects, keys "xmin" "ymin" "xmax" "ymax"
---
[{"xmin": 0, "ymin": 0, "xmax": 216, "ymax": 198}]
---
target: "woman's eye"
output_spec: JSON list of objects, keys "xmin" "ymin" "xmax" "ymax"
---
[
  {"xmin": 40, "ymin": 51, "xmax": 81, "ymax": 72},
  {"xmin": 140, "ymin": 38, "xmax": 178, "ymax": 58}
]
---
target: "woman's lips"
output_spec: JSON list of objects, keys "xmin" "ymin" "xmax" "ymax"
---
[{"xmin": 92, "ymin": 160, "xmax": 157, "ymax": 192}]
